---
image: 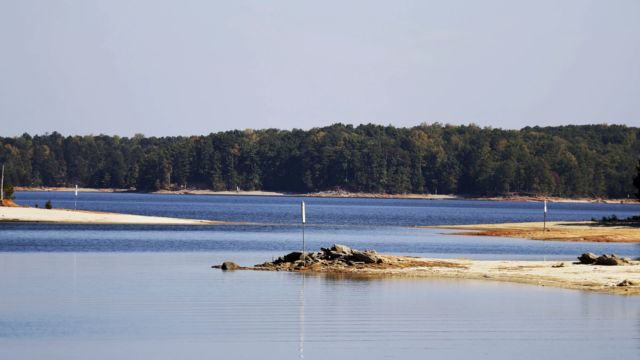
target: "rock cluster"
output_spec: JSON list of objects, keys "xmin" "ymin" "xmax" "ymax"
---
[
  {"xmin": 577, "ymin": 253, "xmax": 632, "ymax": 266},
  {"xmin": 256, "ymin": 244, "xmax": 384, "ymax": 271},
  {"xmin": 211, "ymin": 261, "xmax": 241, "ymax": 270},
  {"xmin": 617, "ymin": 279, "xmax": 635, "ymax": 287}
]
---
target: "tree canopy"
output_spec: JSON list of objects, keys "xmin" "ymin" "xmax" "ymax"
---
[
  {"xmin": 634, "ymin": 159, "xmax": 640, "ymax": 200},
  {"xmin": 0, "ymin": 123, "xmax": 638, "ymax": 197}
]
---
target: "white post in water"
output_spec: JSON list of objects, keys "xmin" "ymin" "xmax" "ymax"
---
[
  {"xmin": 74, "ymin": 184, "xmax": 78, "ymax": 210},
  {"xmin": 301, "ymin": 201, "xmax": 306, "ymax": 266},
  {"xmin": 0, "ymin": 164, "xmax": 4, "ymax": 202}
]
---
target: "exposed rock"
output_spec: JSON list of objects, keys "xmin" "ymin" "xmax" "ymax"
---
[
  {"xmin": 350, "ymin": 250, "xmax": 379, "ymax": 264},
  {"xmin": 331, "ymin": 244, "xmax": 352, "ymax": 254},
  {"xmin": 578, "ymin": 253, "xmax": 598, "ymax": 264},
  {"xmin": 617, "ymin": 279, "xmax": 635, "ymax": 287},
  {"xmin": 281, "ymin": 251, "xmax": 304, "ymax": 263},
  {"xmin": 324, "ymin": 251, "xmax": 344, "ymax": 260},
  {"xmin": 595, "ymin": 254, "xmax": 630, "ymax": 266},
  {"xmin": 242, "ymin": 243, "xmax": 457, "ymax": 273},
  {"xmin": 220, "ymin": 261, "xmax": 240, "ymax": 270},
  {"xmin": 577, "ymin": 253, "xmax": 631, "ymax": 266}
]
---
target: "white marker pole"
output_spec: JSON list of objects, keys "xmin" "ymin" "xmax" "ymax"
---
[
  {"xmin": 0, "ymin": 164, "xmax": 4, "ymax": 202},
  {"xmin": 543, "ymin": 199, "xmax": 548, "ymax": 262},
  {"xmin": 74, "ymin": 184, "xmax": 78, "ymax": 210},
  {"xmin": 301, "ymin": 201, "xmax": 306, "ymax": 266},
  {"xmin": 543, "ymin": 200, "xmax": 547, "ymax": 231}
]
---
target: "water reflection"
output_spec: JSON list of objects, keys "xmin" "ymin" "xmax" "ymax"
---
[
  {"xmin": 1, "ymin": 251, "xmax": 639, "ymax": 359},
  {"xmin": 299, "ymin": 274, "xmax": 305, "ymax": 359}
]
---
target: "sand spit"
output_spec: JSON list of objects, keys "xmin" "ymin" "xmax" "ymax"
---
[
  {"xmin": 14, "ymin": 186, "xmax": 131, "ymax": 193},
  {"xmin": 428, "ymin": 221, "xmax": 640, "ymax": 243},
  {"xmin": 214, "ymin": 245, "xmax": 640, "ymax": 295},
  {"xmin": 0, "ymin": 206, "xmax": 226, "ymax": 225}
]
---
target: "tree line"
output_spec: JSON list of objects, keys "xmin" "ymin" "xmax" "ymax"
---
[{"xmin": 0, "ymin": 123, "xmax": 638, "ymax": 197}]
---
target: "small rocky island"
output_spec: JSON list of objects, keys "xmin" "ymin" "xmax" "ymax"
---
[
  {"xmin": 213, "ymin": 245, "xmax": 640, "ymax": 295},
  {"xmin": 212, "ymin": 244, "xmax": 465, "ymax": 273}
]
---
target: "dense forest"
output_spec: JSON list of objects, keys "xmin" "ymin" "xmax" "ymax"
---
[{"xmin": 0, "ymin": 123, "xmax": 638, "ymax": 198}]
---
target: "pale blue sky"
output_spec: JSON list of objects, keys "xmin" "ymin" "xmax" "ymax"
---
[{"xmin": 1, "ymin": 0, "xmax": 639, "ymax": 136}]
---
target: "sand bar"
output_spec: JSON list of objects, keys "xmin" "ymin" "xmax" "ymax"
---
[
  {"xmin": 358, "ymin": 258, "xmax": 640, "ymax": 296},
  {"xmin": 0, "ymin": 206, "xmax": 227, "ymax": 225},
  {"xmin": 427, "ymin": 221, "xmax": 640, "ymax": 243},
  {"xmin": 221, "ymin": 245, "xmax": 640, "ymax": 295}
]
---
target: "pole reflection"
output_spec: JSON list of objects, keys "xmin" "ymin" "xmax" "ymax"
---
[{"xmin": 298, "ymin": 273, "xmax": 305, "ymax": 359}]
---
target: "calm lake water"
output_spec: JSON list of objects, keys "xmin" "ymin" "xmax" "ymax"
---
[{"xmin": 1, "ymin": 192, "xmax": 639, "ymax": 359}]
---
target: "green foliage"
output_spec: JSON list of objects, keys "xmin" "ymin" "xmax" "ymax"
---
[
  {"xmin": 2, "ymin": 183, "xmax": 14, "ymax": 200},
  {"xmin": 45, "ymin": 200, "xmax": 52, "ymax": 209},
  {"xmin": 0, "ymin": 124, "xmax": 638, "ymax": 197},
  {"xmin": 634, "ymin": 159, "xmax": 640, "ymax": 200},
  {"xmin": 593, "ymin": 214, "xmax": 640, "ymax": 224}
]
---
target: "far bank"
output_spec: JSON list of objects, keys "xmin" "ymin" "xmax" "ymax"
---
[{"xmin": 12, "ymin": 186, "xmax": 640, "ymax": 205}]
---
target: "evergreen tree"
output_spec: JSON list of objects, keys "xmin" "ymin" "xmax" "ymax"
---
[
  {"xmin": 0, "ymin": 124, "xmax": 637, "ymax": 197},
  {"xmin": 634, "ymin": 159, "xmax": 640, "ymax": 200}
]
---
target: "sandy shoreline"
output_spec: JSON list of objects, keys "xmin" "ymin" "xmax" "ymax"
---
[
  {"xmin": 13, "ymin": 187, "xmax": 638, "ymax": 204},
  {"xmin": 350, "ymin": 258, "xmax": 640, "ymax": 296},
  {"xmin": 0, "ymin": 206, "xmax": 227, "ymax": 225},
  {"xmin": 221, "ymin": 246, "xmax": 640, "ymax": 295},
  {"xmin": 429, "ymin": 221, "xmax": 640, "ymax": 243}
]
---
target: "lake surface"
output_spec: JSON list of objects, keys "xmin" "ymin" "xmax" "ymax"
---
[{"xmin": 1, "ymin": 192, "xmax": 639, "ymax": 359}]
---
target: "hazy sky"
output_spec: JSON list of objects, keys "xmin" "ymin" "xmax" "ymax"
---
[{"xmin": 1, "ymin": 0, "xmax": 639, "ymax": 136}]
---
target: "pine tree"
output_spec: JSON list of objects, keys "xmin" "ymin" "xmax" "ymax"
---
[{"xmin": 634, "ymin": 159, "xmax": 640, "ymax": 200}]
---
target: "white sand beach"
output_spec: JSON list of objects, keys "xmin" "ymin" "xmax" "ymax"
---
[{"xmin": 0, "ymin": 206, "xmax": 226, "ymax": 225}]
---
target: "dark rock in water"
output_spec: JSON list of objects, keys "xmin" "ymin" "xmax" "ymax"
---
[
  {"xmin": 254, "ymin": 244, "xmax": 391, "ymax": 271},
  {"xmin": 617, "ymin": 279, "xmax": 635, "ymax": 287},
  {"xmin": 594, "ymin": 254, "xmax": 629, "ymax": 266},
  {"xmin": 578, "ymin": 253, "xmax": 598, "ymax": 264},
  {"xmin": 331, "ymin": 244, "xmax": 352, "ymax": 254},
  {"xmin": 221, "ymin": 261, "xmax": 240, "ymax": 271},
  {"xmin": 325, "ymin": 251, "xmax": 345, "ymax": 260},
  {"xmin": 282, "ymin": 251, "xmax": 304, "ymax": 263}
]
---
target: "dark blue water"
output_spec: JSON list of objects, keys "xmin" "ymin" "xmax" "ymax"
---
[
  {"xmin": 14, "ymin": 191, "xmax": 640, "ymax": 226},
  {"xmin": 4, "ymin": 191, "xmax": 639, "ymax": 259}
]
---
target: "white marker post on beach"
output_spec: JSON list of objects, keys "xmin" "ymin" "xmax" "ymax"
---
[
  {"xmin": 1, "ymin": 164, "xmax": 4, "ymax": 202},
  {"xmin": 543, "ymin": 199, "xmax": 547, "ymax": 231},
  {"xmin": 74, "ymin": 185, "xmax": 78, "ymax": 210},
  {"xmin": 301, "ymin": 201, "xmax": 306, "ymax": 266},
  {"xmin": 543, "ymin": 199, "xmax": 548, "ymax": 262}
]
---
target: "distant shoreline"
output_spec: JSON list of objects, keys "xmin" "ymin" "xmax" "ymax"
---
[{"xmin": 13, "ymin": 186, "xmax": 639, "ymax": 204}]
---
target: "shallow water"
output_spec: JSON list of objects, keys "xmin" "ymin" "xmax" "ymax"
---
[
  {"xmin": 1, "ymin": 253, "xmax": 638, "ymax": 360},
  {"xmin": 1, "ymin": 193, "xmax": 639, "ymax": 359}
]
